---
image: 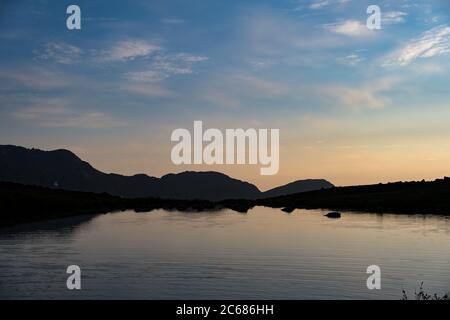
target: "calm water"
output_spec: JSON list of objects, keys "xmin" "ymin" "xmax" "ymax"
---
[{"xmin": 1, "ymin": 207, "xmax": 450, "ymax": 299}]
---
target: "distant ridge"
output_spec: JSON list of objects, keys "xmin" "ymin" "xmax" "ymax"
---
[
  {"xmin": 262, "ymin": 179, "xmax": 334, "ymax": 198},
  {"xmin": 0, "ymin": 145, "xmax": 333, "ymax": 200}
]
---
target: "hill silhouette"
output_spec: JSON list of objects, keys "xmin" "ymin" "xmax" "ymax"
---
[
  {"xmin": 0, "ymin": 145, "xmax": 333, "ymax": 200},
  {"xmin": 3, "ymin": 177, "xmax": 450, "ymax": 227},
  {"xmin": 262, "ymin": 179, "xmax": 334, "ymax": 198},
  {"xmin": 257, "ymin": 178, "xmax": 450, "ymax": 214}
]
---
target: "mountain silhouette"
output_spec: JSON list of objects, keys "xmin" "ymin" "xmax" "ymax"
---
[
  {"xmin": 0, "ymin": 145, "xmax": 333, "ymax": 200},
  {"xmin": 157, "ymin": 171, "xmax": 260, "ymax": 200},
  {"xmin": 262, "ymin": 179, "xmax": 334, "ymax": 197}
]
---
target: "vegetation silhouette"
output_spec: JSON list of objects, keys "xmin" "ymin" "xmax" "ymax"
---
[
  {"xmin": 257, "ymin": 178, "xmax": 450, "ymax": 215},
  {"xmin": 2, "ymin": 176, "xmax": 450, "ymax": 227},
  {"xmin": 401, "ymin": 282, "xmax": 450, "ymax": 300},
  {"xmin": 0, "ymin": 181, "xmax": 252, "ymax": 227}
]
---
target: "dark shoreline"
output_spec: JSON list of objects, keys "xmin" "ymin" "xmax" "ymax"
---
[{"xmin": 2, "ymin": 178, "xmax": 450, "ymax": 227}]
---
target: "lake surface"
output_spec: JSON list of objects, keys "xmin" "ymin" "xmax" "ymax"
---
[{"xmin": 1, "ymin": 207, "xmax": 450, "ymax": 299}]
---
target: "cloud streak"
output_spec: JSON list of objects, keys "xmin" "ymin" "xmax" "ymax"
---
[
  {"xmin": 13, "ymin": 98, "xmax": 126, "ymax": 129},
  {"xmin": 34, "ymin": 42, "xmax": 83, "ymax": 64},
  {"xmin": 121, "ymin": 83, "xmax": 173, "ymax": 98},
  {"xmin": 323, "ymin": 77, "xmax": 401, "ymax": 110},
  {"xmin": 124, "ymin": 53, "xmax": 208, "ymax": 83},
  {"xmin": 99, "ymin": 40, "xmax": 160, "ymax": 62},
  {"xmin": 338, "ymin": 52, "xmax": 364, "ymax": 66},
  {"xmin": 305, "ymin": 0, "xmax": 350, "ymax": 10},
  {"xmin": 0, "ymin": 68, "xmax": 71, "ymax": 90},
  {"xmin": 384, "ymin": 25, "xmax": 450, "ymax": 66},
  {"xmin": 324, "ymin": 20, "xmax": 371, "ymax": 37},
  {"xmin": 382, "ymin": 11, "xmax": 407, "ymax": 25}
]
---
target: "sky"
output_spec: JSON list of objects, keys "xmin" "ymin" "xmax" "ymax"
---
[{"xmin": 1, "ymin": 0, "xmax": 450, "ymax": 190}]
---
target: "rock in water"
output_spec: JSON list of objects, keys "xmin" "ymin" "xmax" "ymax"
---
[{"xmin": 325, "ymin": 211, "xmax": 341, "ymax": 218}]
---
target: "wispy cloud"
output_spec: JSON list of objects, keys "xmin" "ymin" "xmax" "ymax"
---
[
  {"xmin": 0, "ymin": 68, "xmax": 71, "ymax": 90},
  {"xmin": 242, "ymin": 11, "xmax": 350, "ymax": 61},
  {"xmin": 248, "ymin": 59, "xmax": 275, "ymax": 70},
  {"xmin": 382, "ymin": 11, "xmax": 408, "ymax": 25},
  {"xmin": 324, "ymin": 20, "xmax": 371, "ymax": 37},
  {"xmin": 13, "ymin": 97, "xmax": 125, "ymax": 128},
  {"xmin": 176, "ymin": 53, "xmax": 209, "ymax": 63},
  {"xmin": 34, "ymin": 42, "xmax": 83, "ymax": 64},
  {"xmin": 124, "ymin": 53, "xmax": 208, "ymax": 82},
  {"xmin": 99, "ymin": 40, "xmax": 160, "ymax": 62},
  {"xmin": 124, "ymin": 70, "xmax": 168, "ymax": 82},
  {"xmin": 153, "ymin": 53, "xmax": 207, "ymax": 74},
  {"xmin": 310, "ymin": 0, "xmax": 332, "ymax": 10},
  {"xmin": 301, "ymin": 0, "xmax": 350, "ymax": 10},
  {"xmin": 121, "ymin": 83, "xmax": 173, "ymax": 98},
  {"xmin": 338, "ymin": 52, "xmax": 364, "ymax": 66},
  {"xmin": 323, "ymin": 77, "xmax": 401, "ymax": 110},
  {"xmin": 384, "ymin": 25, "xmax": 450, "ymax": 66}
]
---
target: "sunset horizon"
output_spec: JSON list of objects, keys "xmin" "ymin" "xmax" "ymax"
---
[
  {"xmin": 2, "ymin": 1, "xmax": 450, "ymax": 190},
  {"xmin": 5, "ymin": 142, "xmax": 450, "ymax": 191}
]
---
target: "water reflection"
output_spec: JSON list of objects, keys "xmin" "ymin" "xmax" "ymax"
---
[
  {"xmin": 0, "ymin": 207, "xmax": 449, "ymax": 299},
  {"xmin": 0, "ymin": 214, "xmax": 97, "ymax": 240}
]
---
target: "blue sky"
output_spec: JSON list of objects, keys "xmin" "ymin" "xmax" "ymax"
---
[{"xmin": 1, "ymin": 0, "xmax": 450, "ymax": 188}]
